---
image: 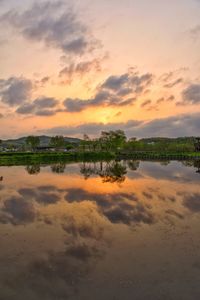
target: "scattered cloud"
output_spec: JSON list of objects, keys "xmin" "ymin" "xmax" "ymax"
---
[
  {"xmin": 16, "ymin": 97, "xmax": 60, "ymax": 116},
  {"xmin": 59, "ymin": 57, "xmax": 103, "ymax": 84},
  {"xmin": 164, "ymin": 78, "xmax": 183, "ymax": 88},
  {"xmin": 141, "ymin": 99, "xmax": 152, "ymax": 108},
  {"xmin": 0, "ymin": 77, "xmax": 33, "ymax": 106},
  {"xmin": 181, "ymin": 84, "xmax": 200, "ymax": 105},
  {"xmin": 63, "ymin": 70, "xmax": 153, "ymax": 112},
  {"xmin": 42, "ymin": 112, "xmax": 200, "ymax": 138},
  {"xmin": 0, "ymin": 1, "xmax": 100, "ymax": 56}
]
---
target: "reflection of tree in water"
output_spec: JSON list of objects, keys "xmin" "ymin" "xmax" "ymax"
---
[
  {"xmin": 194, "ymin": 160, "xmax": 200, "ymax": 174},
  {"xmin": 159, "ymin": 161, "xmax": 170, "ymax": 166},
  {"xmin": 100, "ymin": 161, "xmax": 127, "ymax": 183},
  {"xmin": 26, "ymin": 164, "xmax": 40, "ymax": 175},
  {"xmin": 51, "ymin": 163, "xmax": 66, "ymax": 173},
  {"xmin": 80, "ymin": 162, "xmax": 98, "ymax": 180},
  {"xmin": 182, "ymin": 160, "xmax": 200, "ymax": 174},
  {"xmin": 127, "ymin": 160, "xmax": 140, "ymax": 171},
  {"xmin": 80, "ymin": 161, "xmax": 127, "ymax": 183}
]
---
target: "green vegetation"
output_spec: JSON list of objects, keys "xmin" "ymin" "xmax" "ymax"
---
[
  {"xmin": 0, "ymin": 151, "xmax": 115, "ymax": 166},
  {"xmin": 26, "ymin": 136, "xmax": 40, "ymax": 151},
  {"xmin": 1, "ymin": 131, "xmax": 200, "ymax": 166}
]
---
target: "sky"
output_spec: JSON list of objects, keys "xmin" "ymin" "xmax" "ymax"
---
[{"xmin": 0, "ymin": 0, "xmax": 200, "ymax": 139}]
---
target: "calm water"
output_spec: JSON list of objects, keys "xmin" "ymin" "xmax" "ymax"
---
[{"xmin": 0, "ymin": 160, "xmax": 200, "ymax": 300}]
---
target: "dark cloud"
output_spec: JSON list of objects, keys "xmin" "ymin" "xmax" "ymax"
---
[
  {"xmin": 0, "ymin": 1, "xmax": 100, "ymax": 56},
  {"xmin": 0, "ymin": 77, "xmax": 32, "ymax": 106},
  {"xmin": 63, "ymin": 70, "xmax": 153, "ymax": 112},
  {"xmin": 42, "ymin": 112, "xmax": 200, "ymax": 138},
  {"xmin": 16, "ymin": 96, "xmax": 59, "ymax": 116},
  {"xmin": 181, "ymin": 84, "xmax": 200, "ymax": 105},
  {"xmin": 102, "ymin": 72, "xmax": 152, "ymax": 92}
]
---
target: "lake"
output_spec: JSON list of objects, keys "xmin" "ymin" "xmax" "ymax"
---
[{"xmin": 0, "ymin": 160, "xmax": 200, "ymax": 300}]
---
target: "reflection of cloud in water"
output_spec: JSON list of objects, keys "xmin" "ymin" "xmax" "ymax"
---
[
  {"xmin": 65, "ymin": 188, "xmax": 155, "ymax": 225},
  {"xmin": 182, "ymin": 193, "xmax": 200, "ymax": 213},
  {"xmin": 139, "ymin": 161, "xmax": 200, "ymax": 183},
  {"xmin": 1, "ymin": 196, "xmax": 36, "ymax": 225},
  {"xmin": 19, "ymin": 187, "xmax": 60, "ymax": 205},
  {"xmin": 0, "ymin": 161, "xmax": 200, "ymax": 299},
  {"xmin": 0, "ymin": 198, "xmax": 108, "ymax": 300}
]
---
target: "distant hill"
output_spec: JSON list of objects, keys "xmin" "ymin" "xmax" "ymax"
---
[{"xmin": 1, "ymin": 135, "xmax": 81, "ymax": 147}]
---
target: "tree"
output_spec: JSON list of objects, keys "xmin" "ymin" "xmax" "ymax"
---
[
  {"xmin": 100, "ymin": 130, "xmax": 127, "ymax": 152},
  {"xmin": 194, "ymin": 138, "xmax": 200, "ymax": 152},
  {"xmin": 50, "ymin": 136, "xmax": 65, "ymax": 149},
  {"xmin": 26, "ymin": 136, "xmax": 40, "ymax": 151},
  {"xmin": 80, "ymin": 134, "xmax": 91, "ymax": 152}
]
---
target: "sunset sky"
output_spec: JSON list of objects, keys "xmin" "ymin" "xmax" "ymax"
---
[{"xmin": 0, "ymin": 0, "xmax": 200, "ymax": 139}]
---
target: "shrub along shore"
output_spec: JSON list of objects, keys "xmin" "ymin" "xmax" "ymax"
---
[{"xmin": 0, "ymin": 151, "xmax": 200, "ymax": 166}]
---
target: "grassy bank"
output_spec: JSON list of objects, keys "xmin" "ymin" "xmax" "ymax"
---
[
  {"xmin": 0, "ymin": 151, "xmax": 115, "ymax": 166},
  {"xmin": 117, "ymin": 151, "xmax": 200, "ymax": 160},
  {"xmin": 0, "ymin": 151, "xmax": 200, "ymax": 166}
]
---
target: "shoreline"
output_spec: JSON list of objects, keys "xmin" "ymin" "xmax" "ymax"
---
[{"xmin": 0, "ymin": 151, "xmax": 200, "ymax": 166}]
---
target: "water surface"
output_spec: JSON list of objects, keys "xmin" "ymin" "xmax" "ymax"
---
[{"xmin": 0, "ymin": 160, "xmax": 200, "ymax": 300}]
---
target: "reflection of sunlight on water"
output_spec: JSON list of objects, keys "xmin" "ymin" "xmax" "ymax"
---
[{"xmin": 0, "ymin": 160, "xmax": 200, "ymax": 299}]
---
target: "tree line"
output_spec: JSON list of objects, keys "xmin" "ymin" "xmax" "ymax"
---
[{"xmin": 1, "ymin": 131, "xmax": 200, "ymax": 153}]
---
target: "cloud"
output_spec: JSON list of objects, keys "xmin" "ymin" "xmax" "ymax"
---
[
  {"xmin": 0, "ymin": 77, "xmax": 33, "ymax": 106},
  {"xmin": 102, "ymin": 72, "xmax": 152, "ymax": 92},
  {"xmin": 42, "ymin": 120, "xmax": 142, "ymax": 137},
  {"xmin": 0, "ymin": 1, "xmax": 100, "ymax": 56},
  {"xmin": 164, "ymin": 78, "xmax": 183, "ymax": 88},
  {"xmin": 190, "ymin": 25, "xmax": 200, "ymax": 40},
  {"xmin": 16, "ymin": 96, "xmax": 59, "ymax": 116},
  {"xmin": 63, "ymin": 70, "xmax": 153, "ymax": 112},
  {"xmin": 181, "ymin": 84, "xmax": 200, "ymax": 105},
  {"xmin": 141, "ymin": 99, "xmax": 151, "ymax": 108},
  {"xmin": 42, "ymin": 112, "xmax": 200, "ymax": 138},
  {"xmin": 59, "ymin": 58, "xmax": 103, "ymax": 83}
]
